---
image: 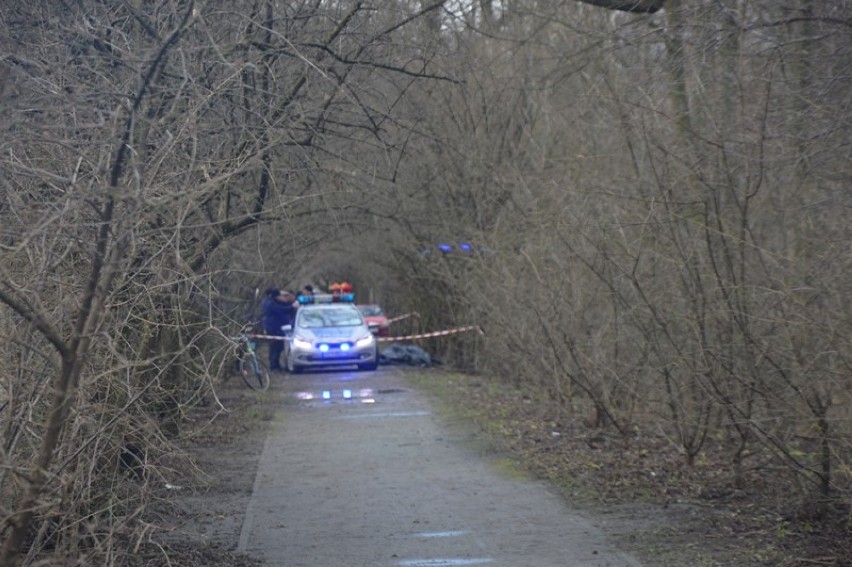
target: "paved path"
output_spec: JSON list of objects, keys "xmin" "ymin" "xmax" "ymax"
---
[{"xmin": 238, "ymin": 366, "xmax": 641, "ymax": 567}]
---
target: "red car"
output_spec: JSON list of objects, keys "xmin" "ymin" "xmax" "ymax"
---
[{"xmin": 357, "ymin": 304, "xmax": 390, "ymax": 337}]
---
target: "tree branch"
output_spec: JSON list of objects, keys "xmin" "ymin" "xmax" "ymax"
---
[{"xmin": 574, "ymin": 0, "xmax": 666, "ymax": 13}]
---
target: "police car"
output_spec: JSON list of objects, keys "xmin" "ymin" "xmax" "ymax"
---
[{"xmin": 285, "ymin": 289, "xmax": 378, "ymax": 373}]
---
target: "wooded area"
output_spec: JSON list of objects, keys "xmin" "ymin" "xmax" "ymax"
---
[{"xmin": 1, "ymin": 1, "xmax": 849, "ymax": 564}]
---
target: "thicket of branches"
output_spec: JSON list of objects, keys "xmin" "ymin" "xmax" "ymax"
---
[
  {"xmin": 1, "ymin": 0, "xmax": 849, "ymax": 564},
  {"xmin": 0, "ymin": 1, "xmax": 443, "ymax": 563},
  {"xmin": 386, "ymin": 0, "xmax": 851, "ymax": 519}
]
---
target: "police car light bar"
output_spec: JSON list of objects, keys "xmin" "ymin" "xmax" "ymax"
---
[{"xmin": 298, "ymin": 292, "xmax": 355, "ymax": 304}]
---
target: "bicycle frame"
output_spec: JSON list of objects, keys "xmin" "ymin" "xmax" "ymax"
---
[{"xmin": 230, "ymin": 324, "xmax": 270, "ymax": 390}]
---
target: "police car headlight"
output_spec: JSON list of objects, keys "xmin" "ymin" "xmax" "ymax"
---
[
  {"xmin": 355, "ymin": 334, "xmax": 375, "ymax": 347},
  {"xmin": 293, "ymin": 336, "xmax": 312, "ymax": 350}
]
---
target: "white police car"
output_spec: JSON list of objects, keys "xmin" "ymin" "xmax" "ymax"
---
[{"xmin": 285, "ymin": 293, "xmax": 378, "ymax": 373}]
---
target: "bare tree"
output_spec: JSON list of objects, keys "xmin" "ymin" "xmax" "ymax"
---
[
  {"xmin": 0, "ymin": 1, "xmax": 451, "ymax": 563},
  {"xmin": 388, "ymin": 0, "xmax": 851, "ymax": 513}
]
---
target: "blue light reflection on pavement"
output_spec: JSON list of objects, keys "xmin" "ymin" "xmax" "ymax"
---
[
  {"xmin": 414, "ymin": 531, "xmax": 467, "ymax": 539},
  {"xmin": 295, "ymin": 388, "xmax": 375, "ymax": 404},
  {"xmin": 397, "ymin": 559, "xmax": 493, "ymax": 566}
]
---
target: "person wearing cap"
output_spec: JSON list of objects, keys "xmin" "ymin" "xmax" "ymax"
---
[{"xmin": 261, "ymin": 288, "xmax": 298, "ymax": 372}]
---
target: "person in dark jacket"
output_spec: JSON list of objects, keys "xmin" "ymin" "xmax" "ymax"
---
[{"xmin": 261, "ymin": 288, "xmax": 298, "ymax": 371}]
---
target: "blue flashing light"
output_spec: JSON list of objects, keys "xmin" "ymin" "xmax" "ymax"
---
[
  {"xmin": 459, "ymin": 242, "xmax": 473, "ymax": 252},
  {"xmin": 319, "ymin": 344, "xmax": 330, "ymax": 352},
  {"xmin": 340, "ymin": 343, "xmax": 350, "ymax": 352},
  {"xmin": 301, "ymin": 292, "xmax": 356, "ymax": 304},
  {"xmin": 322, "ymin": 390, "xmax": 331, "ymax": 400},
  {"xmin": 437, "ymin": 243, "xmax": 453, "ymax": 253},
  {"xmin": 343, "ymin": 389, "xmax": 352, "ymax": 399}
]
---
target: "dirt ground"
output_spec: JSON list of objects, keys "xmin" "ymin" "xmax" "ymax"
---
[
  {"xmin": 141, "ymin": 379, "xmax": 277, "ymax": 566},
  {"xmin": 147, "ymin": 367, "xmax": 851, "ymax": 566}
]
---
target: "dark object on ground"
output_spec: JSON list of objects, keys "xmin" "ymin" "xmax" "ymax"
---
[{"xmin": 379, "ymin": 344, "xmax": 439, "ymax": 367}]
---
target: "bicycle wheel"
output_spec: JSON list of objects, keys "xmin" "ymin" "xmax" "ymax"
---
[{"xmin": 239, "ymin": 351, "xmax": 270, "ymax": 390}]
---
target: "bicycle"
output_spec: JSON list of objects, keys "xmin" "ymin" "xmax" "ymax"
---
[{"xmin": 230, "ymin": 324, "xmax": 270, "ymax": 391}]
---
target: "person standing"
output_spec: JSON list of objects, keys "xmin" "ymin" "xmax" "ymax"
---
[{"xmin": 261, "ymin": 288, "xmax": 298, "ymax": 371}]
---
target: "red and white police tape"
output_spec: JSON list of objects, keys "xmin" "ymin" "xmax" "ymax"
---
[
  {"xmin": 246, "ymin": 333, "xmax": 289, "ymax": 341},
  {"xmin": 247, "ymin": 324, "xmax": 483, "ymax": 343},
  {"xmin": 386, "ymin": 312, "xmax": 419, "ymax": 324},
  {"xmin": 376, "ymin": 325, "xmax": 484, "ymax": 342}
]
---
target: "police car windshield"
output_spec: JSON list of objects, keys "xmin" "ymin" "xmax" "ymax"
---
[{"xmin": 299, "ymin": 307, "xmax": 363, "ymax": 328}]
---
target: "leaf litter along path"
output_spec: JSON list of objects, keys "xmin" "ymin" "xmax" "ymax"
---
[{"xmin": 158, "ymin": 367, "xmax": 850, "ymax": 566}]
